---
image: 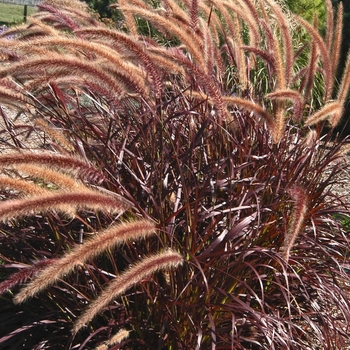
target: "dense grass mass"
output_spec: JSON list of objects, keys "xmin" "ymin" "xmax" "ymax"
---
[
  {"xmin": 0, "ymin": 3, "xmax": 36, "ymax": 25},
  {"xmin": 0, "ymin": 0, "xmax": 350, "ymax": 349}
]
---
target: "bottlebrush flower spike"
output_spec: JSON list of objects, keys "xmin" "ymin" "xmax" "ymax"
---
[
  {"xmin": 0, "ymin": 190, "xmax": 129, "ymax": 221},
  {"xmin": 13, "ymin": 220, "xmax": 156, "ymax": 304},
  {"xmin": 73, "ymin": 250, "xmax": 183, "ymax": 334},
  {"xmin": 281, "ymin": 185, "xmax": 308, "ymax": 261}
]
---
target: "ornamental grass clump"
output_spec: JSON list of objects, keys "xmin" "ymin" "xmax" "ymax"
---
[{"xmin": 0, "ymin": 0, "xmax": 350, "ymax": 348}]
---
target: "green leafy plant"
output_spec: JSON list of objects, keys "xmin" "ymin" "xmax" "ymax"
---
[{"xmin": 0, "ymin": 0, "xmax": 350, "ymax": 348}]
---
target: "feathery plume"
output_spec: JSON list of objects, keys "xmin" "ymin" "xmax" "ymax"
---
[
  {"xmin": 303, "ymin": 24, "xmax": 320, "ymax": 104},
  {"xmin": 241, "ymin": 46, "xmax": 275, "ymax": 67},
  {"xmin": 175, "ymin": 59, "xmax": 227, "ymax": 118},
  {"xmin": 16, "ymin": 35, "xmax": 149, "ymax": 95},
  {"xmin": 95, "ymin": 329, "xmax": 130, "ymax": 350},
  {"xmin": 117, "ymin": 0, "xmax": 140, "ymax": 35},
  {"xmin": 328, "ymin": 107, "xmax": 344, "ymax": 128},
  {"xmin": 337, "ymin": 50, "xmax": 350, "ymax": 104},
  {"xmin": 272, "ymin": 103, "xmax": 286, "ymax": 143},
  {"xmin": 0, "ymin": 190, "xmax": 129, "ymax": 221},
  {"xmin": 147, "ymin": 47, "xmax": 186, "ymax": 76},
  {"xmin": 0, "ymin": 175, "xmax": 48, "ymax": 196},
  {"xmin": 75, "ymin": 28, "xmax": 163, "ymax": 97},
  {"xmin": 0, "ymin": 54, "xmax": 127, "ymax": 98},
  {"xmin": 36, "ymin": 3, "xmax": 80, "ymax": 31},
  {"xmin": 265, "ymin": 0, "xmax": 294, "ymax": 86},
  {"xmin": 257, "ymin": 0, "xmax": 269, "ymax": 26},
  {"xmin": 33, "ymin": 118, "xmax": 74, "ymax": 152},
  {"xmin": 222, "ymin": 0, "xmax": 260, "ymax": 47},
  {"xmin": 0, "ymin": 85, "xmax": 31, "ymax": 110},
  {"xmin": 265, "ymin": 89, "xmax": 304, "ymax": 121},
  {"xmin": 115, "ymin": 5, "xmax": 206, "ymax": 69},
  {"xmin": 325, "ymin": 0, "xmax": 334, "ymax": 51},
  {"xmin": 0, "ymin": 24, "xmax": 28, "ymax": 39},
  {"xmin": 13, "ymin": 220, "xmax": 156, "ymax": 304},
  {"xmin": 190, "ymin": 0, "xmax": 199, "ymax": 32},
  {"xmin": 302, "ymin": 129, "xmax": 318, "ymax": 149},
  {"xmin": 281, "ymin": 186, "xmax": 308, "ymax": 261},
  {"xmin": 54, "ymin": 5, "xmax": 101, "ymax": 27},
  {"xmin": 294, "ymin": 15, "xmax": 332, "ymax": 100},
  {"xmin": 222, "ymin": 96, "xmax": 273, "ymax": 128},
  {"xmin": 236, "ymin": 0, "xmax": 261, "ymax": 28},
  {"xmin": 211, "ymin": 0, "xmax": 236, "ymax": 43},
  {"xmin": 0, "ymin": 259, "xmax": 56, "ymax": 295},
  {"xmin": 197, "ymin": 1, "xmax": 221, "ymax": 45},
  {"xmin": 163, "ymin": 0, "xmax": 189, "ymax": 25},
  {"xmin": 304, "ymin": 101, "xmax": 344, "ymax": 127},
  {"xmin": 232, "ymin": 17, "xmax": 248, "ymax": 89},
  {"xmin": 29, "ymin": 74, "xmax": 123, "ymax": 107},
  {"xmin": 0, "ymin": 152, "xmax": 103, "ymax": 183},
  {"xmin": 331, "ymin": 2, "xmax": 343, "ymax": 79},
  {"xmin": 40, "ymin": 0, "xmax": 89, "ymax": 12},
  {"xmin": 73, "ymin": 250, "xmax": 183, "ymax": 333},
  {"xmin": 200, "ymin": 17, "xmax": 214, "ymax": 75},
  {"xmin": 28, "ymin": 17, "xmax": 61, "ymax": 36},
  {"xmin": 272, "ymin": 32, "xmax": 286, "ymax": 90},
  {"xmin": 11, "ymin": 164, "xmax": 85, "ymax": 191}
]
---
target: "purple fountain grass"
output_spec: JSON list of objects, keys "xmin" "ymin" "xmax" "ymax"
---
[
  {"xmin": 199, "ymin": 17, "xmax": 216, "ymax": 76},
  {"xmin": 0, "ymin": 175, "xmax": 48, "ymax": 196},
  {"xmin": 73, "ymin": 250, "xmax": 183, "ymax": 334},
  {"xmin": 113, "ymin": 5, "xmax": 207, "ymax": 70},
  {"xmin": 0, "ymin": 190, "xmax": 129, "ymax": 221},
  {"xmin": 266, "ymin": 0, "xmax": 294, "ymax": 87},
  {"xmin": 1, "ymin": 36, "xmax": 150, "ymax": 96},
  {"xmin": 0, "ymin": 54, "xmax": 127, "ymax": 98},
  {"xmin": 27, "ymin": 17, "xmax": 61, "ymax": 36},
  {"xmin": 74, "ymin": 27, "xmax": 163, "ymax": 98},
  {"xmin": 305, "ymin": 101, "xmax": 344, "ymax": 127},
  {"xmin": 0, "ymin": 85, "xmax": 31, "ymax": 110},
  {"xmin": 265, "ymin": 89, "xmax": 304, "ymax": 121},
  {"xmin": 0, "ymin": 151, "xmax": 104, "ymax": 184},
  {"xmin": 9, "ymin": 164, "xmax": 87, "ymax": 191},
  {"xmin": 95, "ymin": 329, "xmax": 130, "ymax": 350},
  {"xmin": 189, "ymin": 0, "xmax": 199, "ymax": 32},
  {"xmin": 281, "ymin": 186, "xmax": 308, "ymax": 261},
  {"xmin": 117, "ymin": 0, "xmax": 141, "ymax": 36},
  {"xmin": 232, "ymin": 17, "xmax": 248, "ymax": 89},
  {"xmin": 35, "ymin": 3, "xmax": 81, "ymax": 31},
  {"xmin": 13, "ymin": 219, "xmax": 156, "ymax": 304},
  {"xmin": 330, "ymin": 2, "xmax": 343, "ymax": 79},
  {"xmin": 294, "ymin": 15, "xmax": 333, "ymax": 101},
  {"xmin": 222, "ymin": 96, "xmax": 274, "ymax": 128},
  {"xmin": 210, "ymin": 1, "xmax": 238, "ymax": 46},
  {"xmin": 241, "ymin": 45, "xmax": 275, "ymax": 68},
  {"xmin": 163, "ymin": 0, "xmax": 188, "ymax": 22},
  {"xmin": 197, "ymin": 2, "xmax": 222, "ymax": 47},
  {"xmin": 303, "ymin": 31, "xmax": 320, "ymax": 104},
  {"xmin": 35, "ymin": 0, "xmax": 101, "ymax": 28},
  {"xmin": 325, "ymin": 0, "xmax": 334, "ymax": 51},
  {"xmin": 269, "ymin": 29, "xmax": 286, "ymax": 91},
  {"xmin": 31, "ymin": 118, "xmax": 75, "ymax": 153},
  {"xmin": 147, "ymin": 47, "xmax": 186, "ymax": 76},
  {"xmin": 0, "ymin": 0, "xmax": 350, "ymax": 348},
  {"xmin": 0, "ymin": 259, "xmax": 56, "ymax": 295},
  {"xmin": 337, "ymin": 50, "xmax": 350, "ymax": 104},
  {"xmin": 220, "ymin": 0, "xmax": 261, "ymax": 46},
  {"xmin": 40, "ymin": 0, "xmax": 91, "ymax": 13}
]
